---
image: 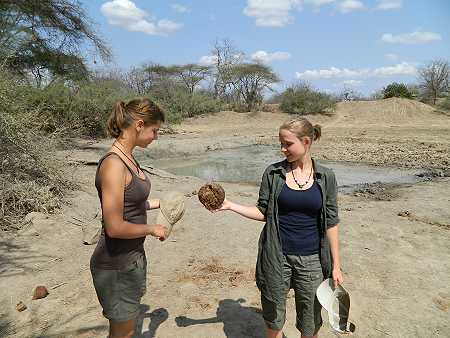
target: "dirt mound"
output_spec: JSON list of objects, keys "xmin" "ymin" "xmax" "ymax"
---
[{"xmin": 334, "ymin": 98, "xmax": 447, "ymax": 127}]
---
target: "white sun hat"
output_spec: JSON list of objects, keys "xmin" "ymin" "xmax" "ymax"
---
[
  {"xmin": 316, "ymin": 278, "xmax": 356, "ymax": 334},
  {"xmin": 156, "ymin": 191, "xmax": 186, "ymax": 238}
]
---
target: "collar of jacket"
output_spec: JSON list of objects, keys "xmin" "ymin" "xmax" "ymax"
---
[{"xmin": 267, "ymin": 158, "xmax": 325, "ymax": 180}]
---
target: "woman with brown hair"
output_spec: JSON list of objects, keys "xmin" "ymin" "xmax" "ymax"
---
[
  {"xmin": 213, "ymin": 117, "xmax": 343, "ymax": 338},
  {"xmin": 90, "ymin": 98, "xmax": 167, "ymax": 338}
]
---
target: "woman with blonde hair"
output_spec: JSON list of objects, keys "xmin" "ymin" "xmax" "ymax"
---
[
  {"xmin": 90, "ymin": 98, "xmax": 167, "ymax": 338},
  {"xmin": 214, "ymin": 117, "xmax": 343, "ymax": 338}
]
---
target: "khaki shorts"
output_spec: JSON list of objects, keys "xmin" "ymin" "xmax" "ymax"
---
[
  {"xmin": 261, "ymin": 253, "xmax": 323, "ymax": 336},
  {"xmin": 90, "ymin": 254, "xmax": 147, "ymax": 322}
]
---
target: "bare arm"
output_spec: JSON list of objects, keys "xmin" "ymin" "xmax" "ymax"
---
[
  {"xmin": 99, "ymin": 156, "xmax": 166, "ymax": 240},
  {"xmin": 326, "ymin": 224, "xmax": 343, "ymax": 287},
  {"xmin": 146, "ymin": 199, "xmax": 160, "ymax": 210},
  {"xmin": 215, "ymin": 199, "xmax": 265, "ymax": 221}
]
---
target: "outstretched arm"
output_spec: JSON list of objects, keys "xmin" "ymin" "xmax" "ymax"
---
[{"xmin": 215, "ymin": 199, "xmax": 265, "ymax": 221}]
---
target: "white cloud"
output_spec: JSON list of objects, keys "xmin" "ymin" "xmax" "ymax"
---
[
  {"xmin": 337, "ymin": 0, "xmax": 364, "ymax": 13},
  {"xmin": 171, "ymin": 4, "xmax": 191, "ymax": 13},
  {"xmin": 341, "ymin": 79, "xmax": 362, "ymax": 86},
  {"xmin": 296, "ymin": 66, "xmax": 370, "ymax": 79},
  {"xmin": 375, "ymin": 0, "xmax": 402, "ymax": 10},
  {"xmin": 381, "ymin": 31, "xmax": 442, "ymax": 44},
  {"xmin": 198, "ymin": 55, "xmax": 218, "ymax": 66},
  {"xmin": 296, "ymin": 62, "xmax": 417, "ymax": 79},
  {"xmin": 384, "ymin": 53, "xmax": 399, "ymax": 61},
  {"xmin": 243, "ymin": 0, "xmax": 302, "ymax": 27},
  {"xmin": 101, "ymin": 0, "xmax": 182, "ymax": 35},
  {"xmin": 251, "ymin": 50, "xmax": 291, "ymax": 63},
  {"xmin": 372, "ymin": 62, "xmax": 417, "ymax": 76}
]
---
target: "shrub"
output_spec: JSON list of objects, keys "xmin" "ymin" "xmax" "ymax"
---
[
  {"xmin": 383, "ymin": 82, "xmax": 413, "ymax": 99},
  {"xmin": 19, "ymin": 79, "xmax": 132, "ymax": 138},
  {"xmin": 0, "ymin": 83, "xmax": 69, "ymax": 230},
  {"xmin": 150, "ymin": 87, "xmax": 223, "ymax": 123},
  {"xmin": 278, "ymin": 83, "xmax": 336, "ymax": 115},
  {"xmin": 438, "ymin": 96, "xmax": 450, "ymax": 111}
]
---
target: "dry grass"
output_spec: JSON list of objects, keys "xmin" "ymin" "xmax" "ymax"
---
[
  {"xmin": 0, "ymin": 110, "xmax": 71, "ymax": 231},
  {"xmin": 174, "ymin": 258, "xmax": 255, "ymax": 288}
]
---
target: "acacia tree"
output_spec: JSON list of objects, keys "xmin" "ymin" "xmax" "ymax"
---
[
  {"xmin": 168, "ymin": 64, "xmax": 210, "ymax": 94},
  {"xmin": 229, "ymin": 63, "xmax": 279, "ymax": 112},
  {"xmin": 0, "ymin": 0, "xmax": 110, "ymax": 86},
  {"xmin": 144, "ymin": 63, "xmax": 180, "ymax": 98},
  {"xmin": 124, "ymin": 64, "xmax": 173, "ymax": 96},
  {"xmin": 418, "ymin": 60, "xmax": 450, "ymax": 104}
]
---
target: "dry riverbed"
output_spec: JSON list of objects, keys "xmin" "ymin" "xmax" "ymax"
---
[{"xmin": 1, "ymin": 100, "xmax": 450, "ymax": 338}]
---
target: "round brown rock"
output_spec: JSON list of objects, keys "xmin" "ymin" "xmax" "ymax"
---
[
  {"xmin": 32, "ymin": 286, "xmax": 49, "ymax": 300},
  {"xmin": 198, "ymin": 183, "xmax": 225, "ymax": 211}
]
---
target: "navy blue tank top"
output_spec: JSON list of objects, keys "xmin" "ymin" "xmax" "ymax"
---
[{"xmin": 277, "ymin": 181, "xmax": 322, "ymax": 256}]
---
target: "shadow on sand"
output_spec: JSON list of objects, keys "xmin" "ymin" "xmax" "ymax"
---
[
  {"xmin": 0, "ymin": 237, "xmax": 54, "ymax": 278},
  {"xmin": 134, "ymin": 304, "xmax": 169, "ymax": 338},
  {"xmin": 175, "ymin": 298, "xmax": 266, "ymax": 338}
]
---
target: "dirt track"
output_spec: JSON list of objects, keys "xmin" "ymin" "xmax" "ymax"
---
[{"xmin": 1, "ymin": 99, "xmax": 449, "ymax": 338}]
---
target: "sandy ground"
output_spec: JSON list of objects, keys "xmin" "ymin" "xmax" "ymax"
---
[{"xmin": 1, "ymin": 98, "xmax": 450, "ymax": 338}]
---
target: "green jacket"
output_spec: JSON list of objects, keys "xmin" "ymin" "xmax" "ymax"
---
[{"xmin": 255, "ymin": 158, "xmax": 339, "ymax": 303}]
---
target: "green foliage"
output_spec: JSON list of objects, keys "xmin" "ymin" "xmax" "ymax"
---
[
  {"xmin": 438, "ymin": 96, "xmax": 450, "ymax": 111},
  {"xmin": 229, "ymin": 63, "xmax": 279, "ymax": 111},
  {"xmin": 278, "ymin": 83, "xmax": 336, "ymax": 115},
  {"xmin": 0, "ymin": 75, "xmax": 70, "ymax": 230},
  {"xmin": 152, "ymin": 87, "xmax": 223, "ymax": 123},
  {"xmin": 383, "ymin": 82, "xmax": 413, "ymax": 99},
  {"xmin": 0, "ymin": 0, "xmax": 110, "ymax": 85},
  {"xmin": 9, "ymin": 77, "xmax": 132, "ymax": 138}
]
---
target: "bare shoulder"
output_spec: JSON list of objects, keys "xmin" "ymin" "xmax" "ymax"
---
[{"xmin": 98, "ymin": 153, "xmax": 126, "ymax": 186}]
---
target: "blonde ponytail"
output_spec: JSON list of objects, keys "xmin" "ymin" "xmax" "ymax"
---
[
  {"xmin": 312, "ymin": 124, "xmax": 322, "ymax": 141},
  {"xmin": 279, "ymin": 117, "xmax": 322, "ymax": 143}
]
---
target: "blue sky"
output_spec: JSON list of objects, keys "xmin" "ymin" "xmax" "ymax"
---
[{"xmin": 83, "ymin": 0, "xmax": 450, "ymax": 95}]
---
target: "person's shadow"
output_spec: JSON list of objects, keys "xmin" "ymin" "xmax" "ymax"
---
[
  {"xmin": 175, "ymin": 298, "xmax": 266, "ymax": 338},
  {"xmin": 134, "ymin": 304, "xmax": 169, "ymax": 338}
]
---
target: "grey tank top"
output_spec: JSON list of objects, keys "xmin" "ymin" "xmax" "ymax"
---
[{"xmin": 90, "ymin": 152, "xmax": 151, "ymax": 270}]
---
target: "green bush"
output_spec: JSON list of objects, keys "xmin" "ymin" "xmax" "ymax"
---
[
  {"xmin": 383, "ymin": 82, "xmax": 413, "ymax": 99},
  {"xmin": 438, "ymin": 96, "xmax": 450, "ymax": 111},
  {"xmin": 19, "ymin": 79, "xmax": 132, "ymax": 138},
  {"xmin": 278, "ymin": 83, "xmax": 336, "ymax": 115},
  {"xmin": 0, "ymin": 77, "xmax": 69, "ymax": 230},
  {"xmin": 151, "ymin": 87, "xmax": 223, "ymax": 123}
]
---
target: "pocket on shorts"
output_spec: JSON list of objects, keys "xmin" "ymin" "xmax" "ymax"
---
[
  {"xmin": 308, "ymin": 258, "xmax": 323, "ymax": 282},
  {"xmin": 309, "ymin": 270, "xmax": 323, "ymax": 282},
  {"xmin": 117, "ymin": 256, "xmax": 147, "ymax": 294},
  {"xmin": 120, "ymin": 260, "xmax": 139, "ymax": 273}
]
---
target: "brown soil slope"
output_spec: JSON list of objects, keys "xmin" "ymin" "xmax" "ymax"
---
[
  {"xmin": 163, "ymin": 99, "xmax": 449, "ymax": 169},
  {"xmin": 333, "ymin": 98, "xmax": 448, "ymax": 127}
]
